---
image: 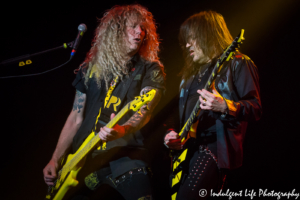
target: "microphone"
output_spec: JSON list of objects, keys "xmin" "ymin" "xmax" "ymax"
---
[{"xmin": 70, "ymin": 23, "xmax": 87, "ymax": 58}]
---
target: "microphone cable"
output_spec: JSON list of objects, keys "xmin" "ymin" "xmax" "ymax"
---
[
  {"xmin": 0, "ymin": 58, "xmax": 73, "ymax": 79},
  {"xmin": 0, "ymin": 23, "xmax": 87, "ymax": 79}
]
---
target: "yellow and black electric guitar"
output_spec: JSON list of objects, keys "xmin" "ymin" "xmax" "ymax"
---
[
  {"xmin": 45, "ymin": 89, "xmax": 156, "ymax": 200},
  {"xmin": 170, "ymin": 30, "xmax": 245, "ymax": 200}
]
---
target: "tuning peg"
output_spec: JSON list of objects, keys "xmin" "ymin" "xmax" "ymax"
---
[{"xmin": 144, "ymin": 105, "xmax": 150, "ymax": 111}]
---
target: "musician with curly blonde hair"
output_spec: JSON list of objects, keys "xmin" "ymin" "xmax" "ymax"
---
[
  {"xmin": 43, "ymin": 4, "xmax": 165, "ymax": 200},
  {"xmin": 83, "ymin": 4, "xmax": 163, "ymax": 89}
]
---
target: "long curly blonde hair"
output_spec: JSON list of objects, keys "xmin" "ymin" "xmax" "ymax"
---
[{"xmin": 83, "ymin": 4, "xmax": 162, "ymax": 89}]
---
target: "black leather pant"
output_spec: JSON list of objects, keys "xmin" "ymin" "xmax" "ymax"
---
[{"xmin": 176, "ymin": 146, "xmax": 224, "ymax": 200}]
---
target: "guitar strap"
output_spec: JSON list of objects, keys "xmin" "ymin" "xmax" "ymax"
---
[
  {"xmin": 98, "ymin": 63, "xmax": 144, "ymax": 126},
  {"xmin": 91, "ymin": 76, "xmax": 119, "ymax": 150},
  {"xmin": 95, "ymin": 76, "xmax": 120, "ymax": 128}
]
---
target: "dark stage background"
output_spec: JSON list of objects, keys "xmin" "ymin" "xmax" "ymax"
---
[{"xmin": 1, "ymin": 0, "xmax": 300, "ymax": 199}]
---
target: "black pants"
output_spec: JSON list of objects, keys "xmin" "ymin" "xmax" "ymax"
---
[
  {"xmin": 70, "ymin": 167, "xmax": 153, "ymax": 200},
  {"xmin": 176, "ymin": 146, "xmax": 224, "ymax": 200}
]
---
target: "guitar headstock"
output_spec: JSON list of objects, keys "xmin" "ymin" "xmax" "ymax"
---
[
  {"xmin": 129, "ymin": 89, "xmax": 157, "ymax": 112},
  {"xmin": 225, "ymin": 29, "xmax": 245, "ymax": 61}
]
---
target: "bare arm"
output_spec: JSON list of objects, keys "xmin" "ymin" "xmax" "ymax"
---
[
  {"xmin": 43, "ymin": 90, "xmax": 86, "ymax": 185},
  {"xmin": 99, "ymin": 86, "xmax": 162, "ymax": 141}
]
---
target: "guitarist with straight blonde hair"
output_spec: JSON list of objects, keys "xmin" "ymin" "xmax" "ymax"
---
[
  {"xmin": 164, "ymin": 10, "xmax": 262, "ymax": 200},
  {"xmin": 43, "ymin": 4, "xmax": 165, "ymax": 200}
]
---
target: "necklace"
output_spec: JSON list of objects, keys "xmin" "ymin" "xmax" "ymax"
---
[{"xmin": 198, "ymin": 67, "xmax": 208, "ymax": 82}]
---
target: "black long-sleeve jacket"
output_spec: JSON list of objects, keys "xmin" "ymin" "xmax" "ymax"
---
[{"xmin": 179, "ymin": 53, "xmax": 262, "ymax": 169}]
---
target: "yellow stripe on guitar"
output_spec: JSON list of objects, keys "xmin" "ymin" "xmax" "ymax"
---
[
  {"xmin": 171, "ymin": 148, "xmax": 188, "ymax": 200},
  {"xmin": 171, "ymin": 193, "xmax": 177, "ymax": 200},
  {"xmin": 226, "ymin": 52, "xmax": 234, "ymax": 61},
  {"xmin": 172, "ymin": 149, "xmax": 188, "ymax": 185}
]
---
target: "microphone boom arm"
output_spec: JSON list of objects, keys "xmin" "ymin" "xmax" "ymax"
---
[{"xmin": 0, "ymin": 41, "xmax": 74, "ymax": 66}]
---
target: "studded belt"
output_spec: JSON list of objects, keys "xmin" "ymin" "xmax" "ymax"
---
[{"xmin": 107, "ymin": 167, "xmax": 151, "ymax": 187}]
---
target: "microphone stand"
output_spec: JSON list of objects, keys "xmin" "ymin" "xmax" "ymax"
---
[
  {"xmin": 0, "ymin": 41, "xmax": 78, "ymax": 79},
  {"xmin": 0, "ymin": 41, "xmax": 74, "ymax": 66}
]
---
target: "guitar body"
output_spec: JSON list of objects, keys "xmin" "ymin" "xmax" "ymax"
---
[
  {"xmin": 52, "ymin": 169, "xmax": 80, "ymax": 200},
  {"xmin": 47, "ymin": 132, "xmax": 95, "ymax": 200},
  {"xmin": 171, "ymin": 149, "xmax": 188, "ymax": 186},
  {"xmin": 45, "ymin": 90, "xmax": 157, "ymax": 200}
]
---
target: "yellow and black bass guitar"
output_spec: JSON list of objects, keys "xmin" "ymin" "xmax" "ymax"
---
[
  {"xmin": 170, "ymin": 30, "xmax": 245, "ymax": 200},
  {"xmin": 45, "ymin": 89, "xmax": 156, "ymax": 200}
]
